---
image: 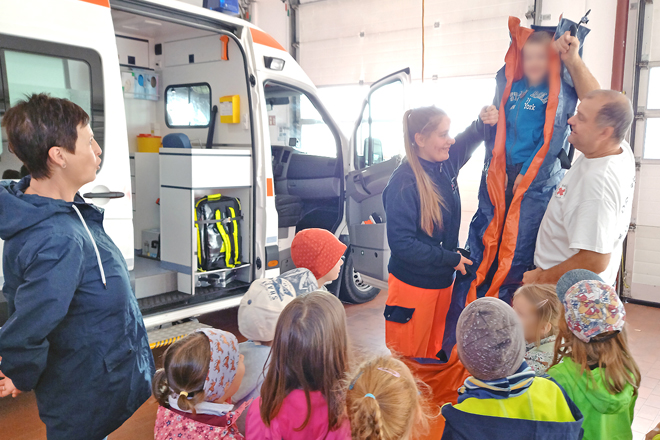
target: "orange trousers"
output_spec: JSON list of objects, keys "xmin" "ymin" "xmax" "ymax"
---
[{"xmin": 385, "ymin": 275, "xmax": 469, "ymax": 439}]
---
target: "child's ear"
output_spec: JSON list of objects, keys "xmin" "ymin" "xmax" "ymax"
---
[{"xmin": 542, "ymin": 321, "xmax": 552, "ymax": 337}]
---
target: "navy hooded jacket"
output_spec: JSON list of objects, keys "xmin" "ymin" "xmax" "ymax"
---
[
  {"xmin": 0, "ymin": 177, "xmax": 154, "ymax": 440},
  {"xmin": 382, "ymin": 118, "xmax": 485, "ymax": 290}
]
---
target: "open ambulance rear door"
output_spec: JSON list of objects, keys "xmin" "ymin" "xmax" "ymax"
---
[
  {"xmin": 0, "ymin": 0, "xmax": 134, "ymax": 275},
  {"xmin": 344, "ymin": 68, "xmax": 410, "ymax": 299}
]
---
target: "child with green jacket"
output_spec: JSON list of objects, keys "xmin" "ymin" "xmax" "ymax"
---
[{"xmin": 548, "ymin": 269, "xmax": 641, "ymax": 440}]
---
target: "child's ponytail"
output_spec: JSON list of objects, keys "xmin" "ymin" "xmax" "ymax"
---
[
  {"xmin": 403, "ymin": 107, "xmax": 448, "ymax": 236},
  {"xmin": 346, "ymin": 356, "xmax": 434, "ymax": 440},
  {"xmin": 151, "ymin": 332, "xmax": 211, "ymax": 414},
  {"xmin": 351, "ymin": 394, "xmax": 386, "ymax": 440}
]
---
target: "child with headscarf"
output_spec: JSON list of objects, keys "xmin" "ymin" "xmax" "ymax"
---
[{"xmin": 152, "ymin": 328, "xmax": 247, "ymax": 440}]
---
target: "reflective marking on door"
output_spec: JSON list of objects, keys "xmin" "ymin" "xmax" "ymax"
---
[
  {"xmin": 267, "ymin": 177, "xmax": 274, "ymax": 197},
  {"xmin": 79, "ymin": 0, "xmax": 110, "ymax": 7}
]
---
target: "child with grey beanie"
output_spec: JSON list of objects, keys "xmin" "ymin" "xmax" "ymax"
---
[{"xmin": 440, "ymin": 297, "xmax": 584, "ymax": 440}]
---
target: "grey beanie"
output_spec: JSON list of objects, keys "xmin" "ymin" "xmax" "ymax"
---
[
  {"xmin": 456, "ymin": 297, "xmax": 526, "ymax": 381},
  {"xmin": 556, "ymin": 269, "xmax": 604, "ymax": 302}
]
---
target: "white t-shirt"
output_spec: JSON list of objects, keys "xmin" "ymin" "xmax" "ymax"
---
[{"xmin": 534, "ymin": 142, "xmax": 635, "ymax": 285}]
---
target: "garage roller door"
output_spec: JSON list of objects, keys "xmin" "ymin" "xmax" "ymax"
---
[
  {"xmin": 298, "ymin": 0, "xmax": 530, "ymax": 86},
  {"xmin": 626, "ymin": 1, "xmax": 660, "ymax": 304}
]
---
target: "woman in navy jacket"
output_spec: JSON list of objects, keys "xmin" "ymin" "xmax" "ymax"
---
[
  {"xmin": 382, "ymin": 105, "xmax": 497, "ymax": 434},
  {"xmin": 0, "ymin": 94, "xmax": 154, "ymax": 440}
]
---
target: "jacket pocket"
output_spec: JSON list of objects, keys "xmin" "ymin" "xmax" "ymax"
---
[
  {"xmin": 104, "ymin": 340, "xmax": 136, "ymax": 373},
  {"xmin": 383, "ymin": 305, "xmax": 414, "ymax": 324}
]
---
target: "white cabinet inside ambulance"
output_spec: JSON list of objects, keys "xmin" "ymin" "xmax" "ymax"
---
[{"xmin": 0, "ymin": 0, "xmax": 408, "ymax": 337}]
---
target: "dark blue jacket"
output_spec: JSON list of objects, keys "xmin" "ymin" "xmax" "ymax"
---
[
  {"xmin": 0, "ymin": 177, "xmax": 154, "ymax": 440},
  {"xmin": 441, "ymin": 376, "xmax": 584, "ymax": 440},
  {"xmin": 382, "ymin": 118, "xmax": 485, "ymax": 290}
]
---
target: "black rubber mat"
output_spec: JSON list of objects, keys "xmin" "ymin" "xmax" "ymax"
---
[{"xmin": 138, "ymin": 280, "xmax": 250, "ymax": 317}]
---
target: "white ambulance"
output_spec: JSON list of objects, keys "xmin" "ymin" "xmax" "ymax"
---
[{"xmin": 0, "ymin": 0, "xmax": 409, "ymax": 336}]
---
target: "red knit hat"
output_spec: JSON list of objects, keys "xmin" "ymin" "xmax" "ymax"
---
[{"xmin": 291, "ymin": 228, "xmax": 347, "ymax": 279}]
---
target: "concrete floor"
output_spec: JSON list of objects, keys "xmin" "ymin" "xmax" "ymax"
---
[{"xmin": 0, "ymin": 291, "xmax": 658, "ymax": 440}]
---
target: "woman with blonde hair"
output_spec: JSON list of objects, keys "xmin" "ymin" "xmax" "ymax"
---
[{"xmin": 382, "ymin": 104, "xmax": 497, "ymax": 437}]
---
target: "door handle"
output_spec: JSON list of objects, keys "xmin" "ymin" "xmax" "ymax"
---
[
  {"xmin": 82, "ymin": 191, "xmax": 125, "ymax": 199},
  {"xmin": 353, "ymin": 172, "xmax": 371, "ymax": 195}
]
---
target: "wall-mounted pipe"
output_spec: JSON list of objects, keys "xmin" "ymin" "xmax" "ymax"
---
[{"xmin": 611, "ymin": 0, "xmax": 629, "ymax": 91}]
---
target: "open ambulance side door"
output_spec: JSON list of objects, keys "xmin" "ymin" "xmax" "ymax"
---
[{"xmin": 345, "ymin": 68, "xmax": 410, "ymax": 293}]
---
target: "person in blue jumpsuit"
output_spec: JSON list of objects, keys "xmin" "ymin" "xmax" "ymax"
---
[{"xmin": 0, "ymin": 94, "xmax": 154, "ymax": 439}]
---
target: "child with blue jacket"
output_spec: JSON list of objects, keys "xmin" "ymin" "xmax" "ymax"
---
[
  {"xmin": 504, "ymin": 30, "xmax": 553, "ymax": 203},
  {"xmin": 441, "ymin": 297, "xmax": 584, "ymax": 440}
]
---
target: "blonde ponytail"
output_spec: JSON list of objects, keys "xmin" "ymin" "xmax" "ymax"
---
[
  {"xmin": 402, "ymin": 107, "xmax": 448, "ymax": 235},
  {"xmin": 345, "ymin": 356, "xmax": 435, "ymax": 440}
]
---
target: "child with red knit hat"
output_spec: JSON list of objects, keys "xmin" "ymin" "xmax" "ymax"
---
[{"xmin": 291, "ymin": 228, "xmax": 347, "ymax": 289}]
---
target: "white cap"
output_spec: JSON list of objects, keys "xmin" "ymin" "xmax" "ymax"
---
[{"xmin": 238, "ymin": 267, "xmax": 318, "ymax": 342}]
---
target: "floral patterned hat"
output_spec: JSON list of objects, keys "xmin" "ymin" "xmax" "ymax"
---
[
  {"xmin": 556, "ymin": 269, "xmax": 626, "ymax": 343},
  {"xmin": 195, "ymin": 328, "xmax": 240, "ymax": 401}
]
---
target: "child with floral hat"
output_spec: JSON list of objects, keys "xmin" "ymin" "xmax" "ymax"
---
[
  {"xmin": 153, "ymin": 328, "xmax": 248, "ymax": 440},
  {"xmin": 548, "ymin": 269, "xmax": 641, "ymax": 440}
]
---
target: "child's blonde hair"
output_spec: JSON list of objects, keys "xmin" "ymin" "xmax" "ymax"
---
[
  {"xmin": 513, "ymin": 284, "xmax": 561, "ymax": 345},
  {"xmin": 345, "ymin": 356, "xmax": 433, "ymax": 440},
  {"xmin": 552, "ymin": 319, "xmax": 641, "ymax": 395}
]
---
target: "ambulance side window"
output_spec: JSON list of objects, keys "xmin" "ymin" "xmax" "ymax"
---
[
  {"xmin": 165, "ymin": 83, "xmax": 212, "ymax": 128},
  {"xmin": 265, "ymin": 81, "xmax": 337, "ymax": 158},
  {"xmin": 0, "ymin": 38, "xmax": 103, "ymax": 178},
  {"xmin": 355, "ymin": 79, "xmax": 405, "ymax": 169}
]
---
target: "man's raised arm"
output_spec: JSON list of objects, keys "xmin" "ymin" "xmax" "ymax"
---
[{"xmin": 554, "ymin": 31, "xmax": 600, "ymax": 99}]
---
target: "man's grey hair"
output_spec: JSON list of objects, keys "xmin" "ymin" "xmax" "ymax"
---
[{"xmin": 584, "ymin": 89, "xmax": 634, "ymax": 143}]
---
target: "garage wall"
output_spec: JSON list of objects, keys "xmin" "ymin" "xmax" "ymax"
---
[
  {"xmin": 298, "ymin": 0, "xmax": 619, "ymax": 88},
  {"xmin": 298, "ymin": 0, "xmax": 532, "ymax": 86},
  {"xmin": 537, "ymin": 0, "xmax": 618, "ymax": 94},
  {"xmin": 627, "ymin": 0, "xmax": 660, "ymax": 303}
]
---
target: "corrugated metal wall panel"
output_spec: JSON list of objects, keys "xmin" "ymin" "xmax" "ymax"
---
[{"xmin": 298, "ymin": 0, "xmax": 529, "ymax": 86}]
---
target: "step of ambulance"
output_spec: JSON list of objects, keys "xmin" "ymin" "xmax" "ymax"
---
[
  {"xmin": 130, "ymin": 256, "xmax": 178, "ymax": 299},
  {"xmin": 138, "ymin": 279, "xmax": 251, "ymax": 327},
  {"xmin": 147, "ymin": 319, "xmax": 210, "ymax": 349}
]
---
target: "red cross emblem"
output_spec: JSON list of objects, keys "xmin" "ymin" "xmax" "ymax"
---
[{"xmin": 556, "ymin": 185, "xmax": 566, "ymax": 198}]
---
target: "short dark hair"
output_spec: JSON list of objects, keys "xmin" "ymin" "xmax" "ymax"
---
[
  {"xmin": 526, "ymin": 30, "xmax": 553, "ymax": 45},
  {"xmin": 585, "ymin": 89, "xmax": 634, "ymax": 143},
  {"xmin": 1, "ymin": 94, "xmax": 89, "ymax": 179},
  {"xmin": 1, "ymin": 169, "xmax": 21, "ymax": 179}
]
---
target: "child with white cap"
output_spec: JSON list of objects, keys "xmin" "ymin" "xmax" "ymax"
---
[
  {"xmin": 234, "ymin": 267, "xmax": 319, "ymax": 407},
  {"xmin": 548, "ymin": 269, "xmax": 641, "ymax": 440},
  {"xmin": 152, "ymin": 328, "xmax": 247, "ymax": 440},
  {"xmin": 441, "ymin": 297, "xmax": 584, "ymax": 440}
]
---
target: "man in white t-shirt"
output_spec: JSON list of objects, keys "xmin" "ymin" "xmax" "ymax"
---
[{"xmin": 523, "ymin": 89, "xmax": 635, "ymax": 286}]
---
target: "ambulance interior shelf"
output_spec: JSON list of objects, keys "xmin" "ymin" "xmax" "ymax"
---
[{"xmin": 159, "ymin": 148, "xmax": 252, "ymax": 296}]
